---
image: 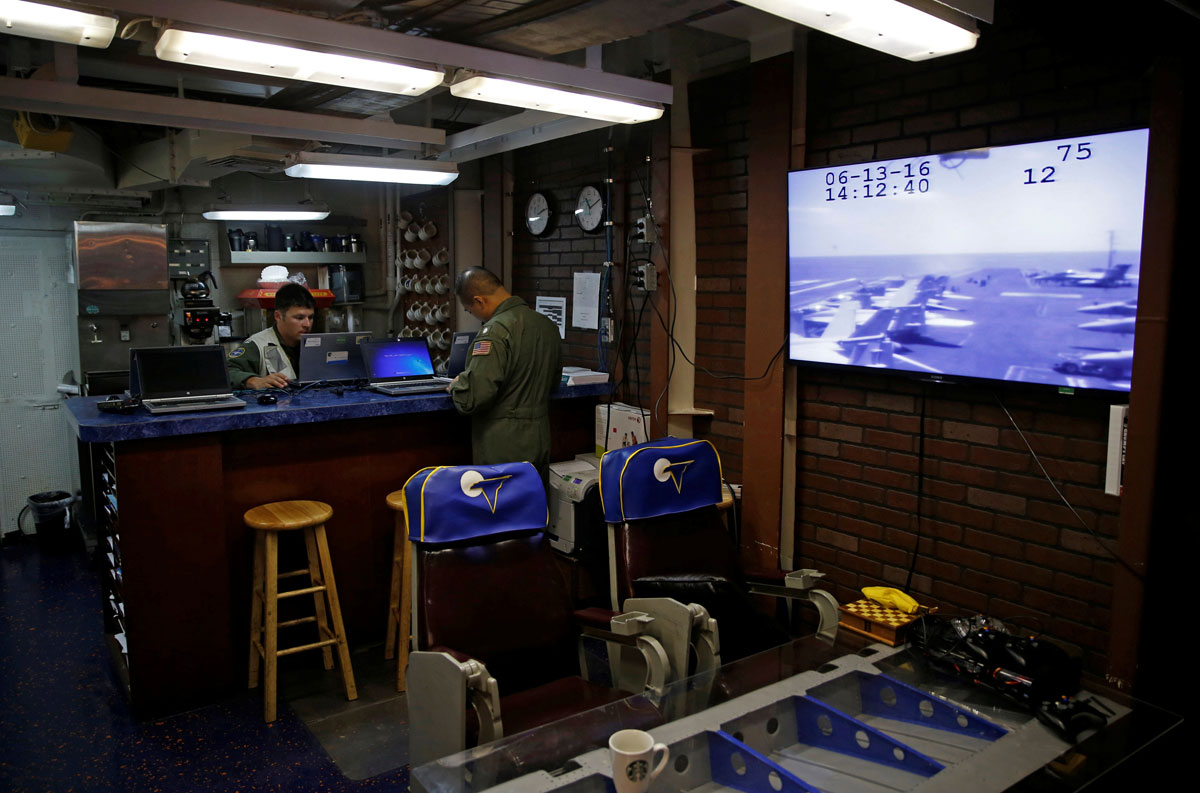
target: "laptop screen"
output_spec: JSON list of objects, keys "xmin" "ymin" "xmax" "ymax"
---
[
  {"xmin": 135, "ymin": 346, "xmax": 232, "ymax": 399},
  {"xmin": 447, "ymin": 331, "xmax": 477, "ymax": 378},
  {"xmin": 298, "ymin": 332, "xmax": 373, "ymax": 384},
  {"xmin": 361, "ymin": 339, "xmax": 435, "ymax": 381}
]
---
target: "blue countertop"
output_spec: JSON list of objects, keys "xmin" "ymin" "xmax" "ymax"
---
[{"xmin": 66, "ymin": 383, "xmax": 611, "ymax": 443}]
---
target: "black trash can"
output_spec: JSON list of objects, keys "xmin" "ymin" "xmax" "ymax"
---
[{"xmin": 27, "ymin": 491, "xmax": 74, "ymax": 552}]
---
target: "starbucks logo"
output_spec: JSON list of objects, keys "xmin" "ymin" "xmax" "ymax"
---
[{"xmin": 626, "ymin": 760, "xmax": 649, "ymax": 782}]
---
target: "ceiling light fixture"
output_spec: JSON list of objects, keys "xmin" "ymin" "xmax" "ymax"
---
[
  {"xmin": 283, "ymin": 152, "xmax": 459, "ymax": 186},
  {"xmin": 201, "ymin": 202, "xmax": 331, "ymax": 221},
  {"xmin": 0, "ymin": 194, "xmax": 17, "ymax": 216},
  {"xmin": 449, "ymin": 74, "xmax": 664, "ymax": 125},
  {"xmin": 0, "ymin": 0, "xmax": 117, "ymax": 48},
  {"xmin": 154, "ymin": 27, "xmax": 445, "ymax": 97},
  {"xmin": 736, "ymin": 0, "xmax": 981, "ymax": 61}
]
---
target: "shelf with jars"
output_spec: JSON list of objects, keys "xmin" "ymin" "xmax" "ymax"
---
[{"xmin": 222, "ymin": 221, "xmax": 367, "ymax": 265}]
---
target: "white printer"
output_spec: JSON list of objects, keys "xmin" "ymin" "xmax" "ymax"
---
[{"xmin": 547, "ymin": 456, "xmax": 602, "ymax": 555}]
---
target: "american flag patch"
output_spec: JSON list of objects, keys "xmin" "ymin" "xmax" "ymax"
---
[{"xmin": 472, "ymin": 340, "xmax": 492, "ymax": 356}]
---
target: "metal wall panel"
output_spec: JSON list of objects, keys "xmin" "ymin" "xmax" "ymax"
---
[
  {"xmin": 0, "ymin": 233, "xmax": 81, "ymax": 533},
  {"xmin": 74, "ymin": 221, "xmax": 168, "ymax": 290}
]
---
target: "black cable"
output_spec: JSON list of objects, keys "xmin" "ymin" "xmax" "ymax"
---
[
  {"xmin": 991, "ymin": 391, "xmax": 1145, "ymax": 581},
  {"xmin": 649, "ymin": 297, "xmax": 787, "ymax": 382},
  {"xmin": 903, "ymin": 387, "xmax": 929, "ymax": 593}
]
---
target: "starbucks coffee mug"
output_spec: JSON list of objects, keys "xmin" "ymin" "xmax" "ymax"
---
[{"xmin": 609, "ymin": 730, "xmax": 668, "ymax": 793}]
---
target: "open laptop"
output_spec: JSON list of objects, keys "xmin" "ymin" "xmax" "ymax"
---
[
  {"xmin": 447, "ymin": 331, "xmax": 477, "ymax": 378},
  {"xmin": 297, "ymin": 332, "xmax": 373, "ymax": 385},
  {"xmin": 134, "ymin": 345, "xmax": 247, "ymax": 415},
  {"xmin": 361, "ymin": 338, "xmax": 453, "ymax": 396}
]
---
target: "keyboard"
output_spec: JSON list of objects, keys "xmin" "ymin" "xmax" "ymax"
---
[{"xmin": 370, "ymin": 378, "xmax": 452, "ymax": 396}]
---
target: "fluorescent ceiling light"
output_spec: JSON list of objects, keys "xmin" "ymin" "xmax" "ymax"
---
[
  {"xmin": 0, "ymin": 0, "xmax": 117, "ymax": 48},
  {"xmin": 737, "ymin": 0, "xmax": 979, "ymax": 61},
  {"xmin": 155, "ymin": 28, "xmax": 445, "ymax": 97},
  {"xmin": 284, "ymin": 152, "xmax": 459, "ymax": 186},
  {"xmin": 201, "ymin": 203, "xmax": 330, "ymax": 221},
  {"xmin": 0, "ymin": 195, "xmax": 16, "ymax": 216},
  {"xmin": 450, "ymin": 75, "xmax": 664, "ymax": 124}
]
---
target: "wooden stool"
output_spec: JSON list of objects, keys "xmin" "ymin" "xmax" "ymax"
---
[
  {"xmin": 245, "ymin": 500, "xmax": 358, "ymax": 722},
  {"xmin": 383, "ymin": 489, "xmax": 412, "ymax": 693}
]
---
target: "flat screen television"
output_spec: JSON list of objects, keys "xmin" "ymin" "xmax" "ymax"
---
[{"xmin": 787, "ymin": 128, "xmax": 1149, "ymax": 393}]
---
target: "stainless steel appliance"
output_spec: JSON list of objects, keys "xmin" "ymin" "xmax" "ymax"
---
[{"xmin": 75, "ymin": 221, "xmax": 170, "ymax": 377}]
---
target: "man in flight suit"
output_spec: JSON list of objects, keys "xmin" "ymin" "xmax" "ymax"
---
[
  {"xmin": 448, "ymin": 268, "xmax": 562, "ymax": 482},
  {"xmin": 226, "ymin": 282, "xmax": 315, "ymax": 389}
]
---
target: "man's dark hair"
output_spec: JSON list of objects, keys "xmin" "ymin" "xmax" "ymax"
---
[
  {"xmin": 275, "ymin": 282, "xmax": 315, "ymax": 314},
  {"xmin": 455, "ymin": 268, "xmax": 503, "ymax": 301}
]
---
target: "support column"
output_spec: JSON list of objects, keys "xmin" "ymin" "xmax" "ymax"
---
[{"xmin": 742, "ymin": 53, "xmax": 793, "ymax": 571}]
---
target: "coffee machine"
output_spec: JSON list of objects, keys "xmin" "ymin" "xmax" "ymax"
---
[{"xmin": 172, "ymin": 272, "xmax": 231, "ymax": 344}]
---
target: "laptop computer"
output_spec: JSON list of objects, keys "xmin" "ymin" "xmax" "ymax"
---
[
  {"xmin": 297, "ymin": 332, "xmax": 373, "ymax": 385},
  {"xmin": 361, "ymin": 339, "xmax": 453, "ymax": 396},
  {"xmin": 447, "ymin": 331, "xmax": 477, "ymax": 378},
  {"xmin": 134, "ymin": 345, "xmax": 247, "ymax": 415}
]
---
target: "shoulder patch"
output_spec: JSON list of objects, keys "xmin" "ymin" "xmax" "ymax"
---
[
  {"xmin": 472, "ymin": 339, "xmax": 492, "ymax": 356},
  {"xmin": 228, "ymin": 346, "xmax": 246, "ymax": 359}
]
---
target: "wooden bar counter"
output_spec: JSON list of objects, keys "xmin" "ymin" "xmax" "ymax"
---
[{"xmin": 66, "ymin": 384, "xmax": 606, "ymax": 718}]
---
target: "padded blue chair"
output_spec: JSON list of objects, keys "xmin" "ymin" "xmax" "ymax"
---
[
  {"xmin": 601, "ymin": 437, "xmax": 839, "ymax": 663},
  {"xmin": 403, "ymin": 462, "xmax": 702, "ymax": 766}
]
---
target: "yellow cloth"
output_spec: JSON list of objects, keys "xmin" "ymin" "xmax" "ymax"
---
[{"xmin": 862, "ymin": 586, "xmax": 920, "ymax": 614}]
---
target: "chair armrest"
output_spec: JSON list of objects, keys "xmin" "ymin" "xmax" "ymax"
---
[
  {"xmin": 408, "ymin": 650, "xmax": 502, "ymax": 766},
  {"xmin": 428, "ymin": 645, "xmax": 477, "ymax": 665}
]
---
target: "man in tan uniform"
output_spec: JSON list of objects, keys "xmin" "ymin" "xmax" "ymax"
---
[
  {"xmin": 448, "ymin": 268, "xmax": 562, "ymax": 482},
  {"xmin": 226, "ymin": 282, "xmax": 314, "ymax": 389}
]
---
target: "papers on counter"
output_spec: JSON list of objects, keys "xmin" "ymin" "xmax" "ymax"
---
[{"xmin": 562, "ymin": 367, "xmax": 609, "ymax": 386}]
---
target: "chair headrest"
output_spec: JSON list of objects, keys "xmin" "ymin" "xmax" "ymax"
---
[
  {"xmin": 599, "ymin": 437, "xmax": 723, "ymax": 523},
  {"xmin": 402, "ymin": 462, "xmax": 547, "ymax": 543}
]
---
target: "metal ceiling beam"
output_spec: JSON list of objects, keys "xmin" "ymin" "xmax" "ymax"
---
[
  {"xmin": 440, "ymin": 109, "xmax": 564, "ymax": 151},
  {"xmin": 439, "ymin": 112, "xmax": 612, "ymax": 164},
  {"xmin": 0, "ymin": 77, "xmax": 444, "ymax": 149},
  {"xmin": 98, "ymin": 0, "xmax": 674, "ymax": 105}
]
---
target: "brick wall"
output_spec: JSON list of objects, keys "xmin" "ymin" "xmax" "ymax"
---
[
  {"xmin": 511, "ymin": 125, "xmax": 658, "ymax": 414},
  {"xmin": 797, "ymin": 370, "xmax": 1120, "ymax": 674},
  {"xmin": 795, "ymin": 4, "xmax": 1158, "ymax": 676},
  {"xmin": 690, "ymin": 70, "xmax": 752, "ymax": 483}
]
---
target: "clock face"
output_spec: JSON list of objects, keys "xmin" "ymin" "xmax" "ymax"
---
[
  {"xmin": 575, "ymin": 185, "xmax": 604, "ymax": 233},
  {"xmin": 525, "ymin": 192, "xmax": 552, "ymax": 236}
]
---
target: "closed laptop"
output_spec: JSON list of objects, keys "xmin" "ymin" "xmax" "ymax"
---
[{"xmin": 134, "ymin": 345, "xmax": 246, "ymax": 414}]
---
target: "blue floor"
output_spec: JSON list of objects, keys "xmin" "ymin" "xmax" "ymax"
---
[{"xmin": 0, "ymin": 538, "xmax": 409, "ymax": 792}]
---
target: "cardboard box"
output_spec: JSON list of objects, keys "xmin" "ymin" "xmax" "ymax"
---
[{"xmin": 595, "ymin": 402, "xmax": 649, "ymax": 456}]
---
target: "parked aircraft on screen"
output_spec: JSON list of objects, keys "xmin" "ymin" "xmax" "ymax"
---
[
  {"xmin": 1079, "ymin": 316, "xmax": 1136, "ymax": 334},
  {"xmin": 793, "ymin": 304, "xmax": 897, "ymax": 366},
  {"xmin": 1053, "ymin": 349, "xmax": 1133, "ymax": 380},
  {"xmin": 1032, "ymin": 263, "xmax": 1135, "ymax": 288},
  {"xmin": 1078, "ymin": 299, "xmax": 1137, "ymax": 316}
]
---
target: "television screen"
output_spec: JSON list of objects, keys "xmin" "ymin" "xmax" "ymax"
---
[{"xmin": 787, "ymin": 128, "xmax": 1149, "ymax": 392}]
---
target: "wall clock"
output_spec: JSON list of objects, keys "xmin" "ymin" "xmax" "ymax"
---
[
  {"xmin": 524, "ymin": 192, "xmax": 554, "ymax": 237},
  {"xmin": 575, "ymin": 184, "xmax": 605, "ymax": 233}
]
